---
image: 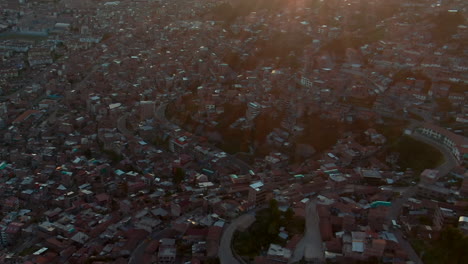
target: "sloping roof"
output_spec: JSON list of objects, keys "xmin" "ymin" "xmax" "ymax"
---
[
  {"xmin": 70, "ymin": 232, "xmax": 89, "ymax": 244},
  {"xmin": 12, "ymin": 109, "xmax": 41, "ymax": 124},
  {"xmin": 351, "ymin": 232, "xmax": 366, "ymax": 253}
]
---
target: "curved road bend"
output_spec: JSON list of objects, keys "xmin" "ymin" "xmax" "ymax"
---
[
  {"xmin": 384, "ymin": 127, "xmax": 459, "ymax": 264},
  {"xmin": 409, "ymin": 132, "xmax": 458, "ymax": 177},
  {"xmin": 219, "ymin": 214, "xmax": 255, "ymax": 264}
]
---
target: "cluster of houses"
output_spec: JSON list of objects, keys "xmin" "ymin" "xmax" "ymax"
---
[{"xmin": 0, "ymin": 0, "xmax": 467, "ymax": 263}]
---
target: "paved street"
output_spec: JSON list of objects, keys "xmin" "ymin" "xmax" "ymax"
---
[
  {"xmin": 386, "ymin": 186, "xmax": 422, "ymax": 264},
  {"xmin": 128, "ymin": 228, "xmax": 173, "ymax": 264},
  {"xmin": 289, "ymin": 200, "xmax": 324, "ymax": 263},
  {"xmin": 386, "ymin": 186, "xmax": 418, "ymax": 225},
  {"xmin": 394, "ymin": 229, "xmax": 423, "ymax": 264},
  {"xmin": 383, "ymin": 127, "xmax": 459, "ymax": 264},
  {"xmin": 219, "ymin": 214, "xmax": 255, "ymax": 264},
  {"xmin": 409, "ymin": 132, "xmax": 458, "ymax": 177}
]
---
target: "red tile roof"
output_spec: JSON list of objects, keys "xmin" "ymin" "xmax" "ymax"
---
[{"xmin": 12, "ymin": 109, "xmax": 41, "ymax": 124}]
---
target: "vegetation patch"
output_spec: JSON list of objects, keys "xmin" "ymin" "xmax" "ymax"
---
[
  {"xmin": 410, "ymin": 227, "xmax": 468, "ymax": 264},
  {"xmin": 233, "ymin": 200, "xmax": 304, "ymax": 257},
  {"xmin": 388, "ymin": 136, "xmax": 444, "ymax": 174},
  {"xmin": 19, "ymin": 246, "xmax": 41, "ymax": 256},
  {"xmin": 375, "ymin": 118, "xmax": 408, "ymax": 144}
]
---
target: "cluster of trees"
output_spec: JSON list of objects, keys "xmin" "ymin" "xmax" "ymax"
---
[
  {"xmin": 415, "ymin": 227, "xmax": 468, "ymax": 264},
  {"xmin": 233, "ymin": 199, "xmax": 304, "ymax": 257},
  {"xmin": 388, "ymin": 136, "xmax": 444, "ymax": 175},
  {"xmin": 173, "ymin": 167, "xmax": 185, "ymax": 185}
]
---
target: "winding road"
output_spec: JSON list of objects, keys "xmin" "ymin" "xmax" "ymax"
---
[
  {"xmin": 383, "ymin": 125, "xmax": 460, "ymax": 264},
  {"xmin": 409, "ymin": 131, "xmax": 458, "ymax": 177},
  {"xmin": 219, "ymin": 214, "xmax": 255, "ymax": 264}
]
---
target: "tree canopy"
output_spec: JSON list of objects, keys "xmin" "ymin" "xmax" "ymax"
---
[{"xmin": 422, "ymin": 227, "xmax": 468, "ymax": 264}]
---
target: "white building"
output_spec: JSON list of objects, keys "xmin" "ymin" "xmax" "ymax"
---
[{"xmin": 417, "ymin": 123, "xmax": 468, "ymax": 163}]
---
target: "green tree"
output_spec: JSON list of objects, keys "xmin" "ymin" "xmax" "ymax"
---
[
  {"xmin": 422, "ymin": 227, "xmax": 468, "ymax": 264},
  {"xmin": 269, "ymin": 199, "xmax": 280, "ymax": 218},
  {"xmin": 173, "ymin": 167, "xmax": 185, "ymax": 184},
  {"xmin": 285, "ymin": 207, "xmax": 294, "ymax": 221},
  {"xmin": 268, "ymin": 221, "xmax": 279, "ymax": 236}
]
